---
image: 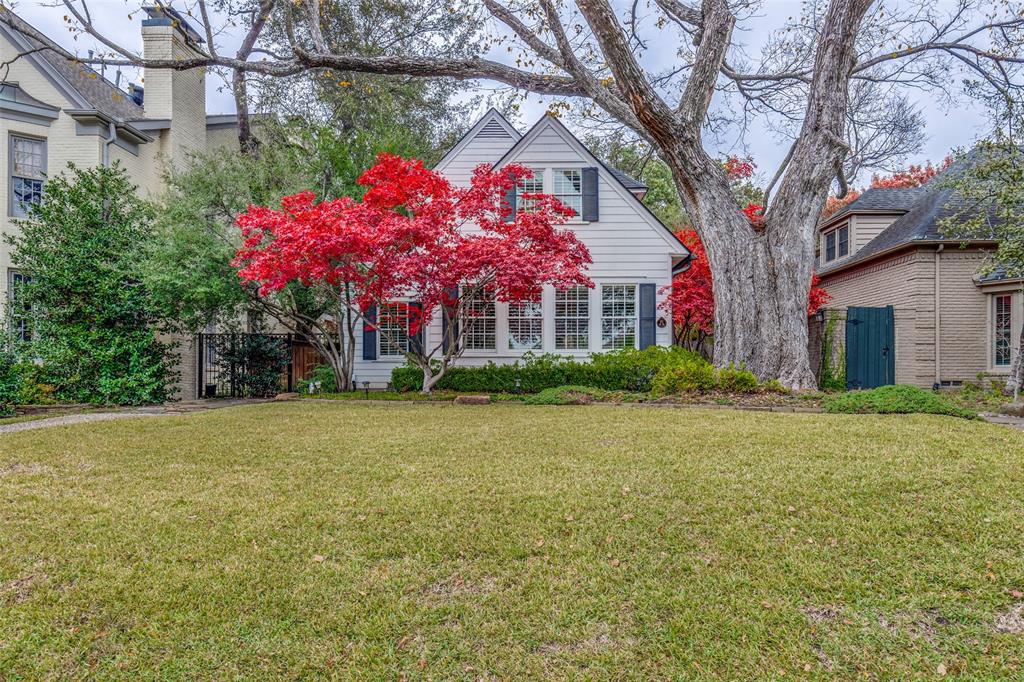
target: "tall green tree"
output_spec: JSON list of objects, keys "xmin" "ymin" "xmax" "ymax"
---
[
  {"xmin": 5, "ymin": 164, "xmax": 172, "ymax": 405},
  {"xmin": 940, "ymin": 115, "xmax": 1024, "ymax": 400}
]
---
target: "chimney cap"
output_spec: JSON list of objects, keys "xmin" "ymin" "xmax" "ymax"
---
[{"xmin": 142, "ymin": 5, "xmax": 205, "ymax": 45}]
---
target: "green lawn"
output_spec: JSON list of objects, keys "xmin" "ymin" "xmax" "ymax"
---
[{"xmin": 2, "ymin": 403, "xmax": 1023, "ymax": 679}]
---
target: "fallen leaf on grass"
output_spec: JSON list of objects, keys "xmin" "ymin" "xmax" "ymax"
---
[{"xmin": 312, "ymin": 555, "xmax": 325, "ymax": 563}]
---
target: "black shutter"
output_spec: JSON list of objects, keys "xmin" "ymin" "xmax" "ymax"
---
[
  {"xmin": 581, "ymin": 167, "xmax": 599, "ymax": 222},
  {"xmin": 441, "ymin": 287, "xmax": 460, "ymax": 354},
  {"xmin": 409, "ymin": 302, "xmax": 424, "ymax": 355},
  {"xmin": 362, "ymin": 305, "xmax": 377, "ymax": 360},
  {"xmin": 638, "ymin": 283, "xmax": 656, "ymax": 349},
  {"xmin": 504, "ymin": 181, "xmax": 517, "ymax": 220}
]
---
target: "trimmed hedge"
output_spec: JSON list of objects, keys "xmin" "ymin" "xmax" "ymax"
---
[
  {"xmin": 822, "ymin": 384, "xmax": 977, "ymax": 419},
  {"xmin": 391, "ymin": 347, "xmax": 705, "ymax": 393}
]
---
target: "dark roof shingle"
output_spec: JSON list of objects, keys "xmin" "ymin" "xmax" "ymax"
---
[{"xmin": 1, "ymin": 8, "xmax": 145, "ymax": 121}]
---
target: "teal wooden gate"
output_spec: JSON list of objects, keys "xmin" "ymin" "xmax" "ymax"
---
[{"xmin": 845, "ymin": 306, "xmax": 895, "ymax": 390}]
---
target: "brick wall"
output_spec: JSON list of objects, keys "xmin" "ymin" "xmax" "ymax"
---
[{"xmin": 818, "ymin": 246, "xmax": 995, "ymax": 388}]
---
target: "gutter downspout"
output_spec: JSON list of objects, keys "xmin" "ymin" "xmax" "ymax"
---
[
  {"xmin": 101, "ymin": 122, "xmax": 116, "ymax": 166},
  {"xmin": 934, "ymin": 244, "xmax": 944, "ymax": 388}
]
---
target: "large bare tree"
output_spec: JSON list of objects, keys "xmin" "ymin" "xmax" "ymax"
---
[{"xmin": 7, "ymin": 0, "xmax": 1024, "ymax": 387}]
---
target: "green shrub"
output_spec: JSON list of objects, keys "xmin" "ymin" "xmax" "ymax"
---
[
  {"xmin": 297, "ymin": 363, "xmax": 339, "ymax": 394},
  {"xmin": 523, "ymin": 385, "xmax": 609, "ymax": 405},
  {"xmin": 650, "ymin": 361, "xmax": 717, "ymax": 395},
  {"xmin": 214, "ymin": 334, "xmax": 290, "ymax": 398},
  {"xmin": 0, "ymin": 353, "xmax": 19, "ymax": 417},
  {"xmin": 822, "ymin": 385, "xmax": 977, "ymax": 419},
  {"xmin": 717, "ymin": 364, "xmax": 759, "ymax": 393},
  {"xmin": 391, "ymin": 347, "xmax": 705, "ymax": 393}
]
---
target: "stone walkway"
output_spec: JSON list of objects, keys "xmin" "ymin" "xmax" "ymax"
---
[
  {"xmin": 0, "ymin": 399, "xmax": 267, "ymax": 436},
  {"xmin": 980, "ymin": 413, "xmax": 1024, "ymax": 431}
]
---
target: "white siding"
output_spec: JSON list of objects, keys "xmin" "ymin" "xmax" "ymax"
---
[{"xmin": 352, "ymin": 114, "xmax": 682, "ymax": 387}]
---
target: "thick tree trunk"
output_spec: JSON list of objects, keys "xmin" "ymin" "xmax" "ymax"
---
[{"xmin": 671, "ymin": 166, "xmax": 817, "ymax": 389}]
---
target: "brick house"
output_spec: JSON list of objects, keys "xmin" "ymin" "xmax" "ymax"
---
[
  {"xmin": 0, "ymin": 7, "xmax": 241, "ymax": 399},
  {"xmin": 815, "ymin": 163, "xmax": 1018, "ymax": 389}
]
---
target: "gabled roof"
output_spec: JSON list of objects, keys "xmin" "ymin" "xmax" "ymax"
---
[
  {"xmin": 822, "ymin": 187, "xmax": 926, "ymax": 227},
  {"xmin": 491, "ymin": 113, "xmax": 688, "ymax": 258},
  {"xmin": 819, "ymin": 150, "xmax": 997, "ymax": 275},
  {"xmin": 605, "ymin": 165, "xmax": 647, "ymax": 191},
  {"xmin": 0, "ymin": 7, "xmax": 145, "ymax": 122},
  {"xmin": 433, "ymin": 108, "xmax": 521, "ymax": 171}
]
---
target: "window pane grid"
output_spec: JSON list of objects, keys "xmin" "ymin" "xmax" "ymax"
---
[
  {"xmin": 518, "ymin": 175, "xmax": 544, "ymax": 214},
  {"xmin": 825, "ymin": 231, "xmax": 836, "ymax": 261},
  {"xmin": 7, "ymin": 269, "xmax": 31, "ymax": 343},
  {"xmin": 554, "ymin": 169, "xmax": 582, "ymax": 216},
  {"xmin": 555, "ymin": 287, "xmax": 589, "ymax": 350},
  {"xmin": 995, "ymin": 295, "xmax": 1012, "ymax": 366},
  {"xmin": 464, "ymin": 291, "xmax": 496, "ymax": 350},
  {"xmin": 378, "ymin": 303, "xmax": 411, "ymax": 357},
  {"xmin": 601, "ymin": 285, "xmax": 637, "ymax": 350},
  {"xmin": 11, "ymin": 136, "xmax": 45, "ymax": 218},
  {"xmin": 838, "ymin": 226, "xmax": 849, "ymax": 257},
  {"xmin": 508, "ymin": 301, "xmax": 543, "ymax": 350}
]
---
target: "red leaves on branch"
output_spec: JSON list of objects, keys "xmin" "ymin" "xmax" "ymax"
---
[
  {"xmin": 233, "ymin": 154, "xmax": 593, "ymax": 337},
  {"xmin": 822, "ymin": 156, "xmax": 953, "ymax": 219},
  {"xmin": 724, "ymin": 155, "xmax": 755, "ymax": 180}
]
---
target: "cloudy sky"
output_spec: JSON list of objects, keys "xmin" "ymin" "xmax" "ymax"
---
[{"xmin": 13, "ymin": 0, "xmax": 993, "ymax": 183}]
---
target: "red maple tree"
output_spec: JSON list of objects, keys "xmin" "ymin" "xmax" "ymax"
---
[{"xmin": 234, "ymin": 154, "xmax": 592, "ymax": 392}]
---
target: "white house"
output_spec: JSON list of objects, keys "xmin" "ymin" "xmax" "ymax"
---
[{"xmin": 350, "ymin": 109, "xmax": 691, "ymax": 387}]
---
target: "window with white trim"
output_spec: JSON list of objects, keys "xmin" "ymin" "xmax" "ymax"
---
[
  {"xmin": 994, "ymin": 294, "xmax": 1012, "ymax": 367},
  {"xmin": 10, "ymin": 135, "xmax": 45, "ymax": 218},
  {"xmin": 517, "ymin": 173, "xmax": 544, "ymax": 214},
  {"xmin": 508, "ymin": 300, "xmax": 543, "ymax": 350},
  {"xmin": 601, "ymin": 284, "xmax": 637, "ymax": 350},
  {"xmin": 823, "ymin": 224, "xmax": 849, "ymax": 262},
  {"xmin": 378, "ymin": 303, "xmax": 412, "ymax": 357},
  {"xmin": 7, "ymin": 269, "xmax": 31, "ymax": 343},
  {"xmin": 463, "ymin": 290, "xmax": 496, "ymax": 350},
  {"xmin": 553, "ymin": 168, "xmax": 582, "ymax": 216},
  {"xmin": 555, "ymin": 287, "xmax": 589, "ymax": 350}
]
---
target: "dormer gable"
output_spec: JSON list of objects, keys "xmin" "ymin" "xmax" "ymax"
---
[{"xmin": 433, "ymin": 108, "xmax": 520, "ymax": 186}]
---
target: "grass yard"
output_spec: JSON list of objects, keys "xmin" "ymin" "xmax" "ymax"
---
[{"xmin": 2, "ymin": 402, "xmax": 1023, "ymax": 679}]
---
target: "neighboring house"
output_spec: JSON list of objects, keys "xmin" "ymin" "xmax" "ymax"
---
[
  {"xmin": 0, "ymin": 7, "xmax": 241, "ymax": 398},
  {"xmin": 348, "ymin": 109, "xmax": 691, "ymax": 388},
  {"xmin": 815, "ymin": 159, "xmax": 1017, "ymax": 389}
]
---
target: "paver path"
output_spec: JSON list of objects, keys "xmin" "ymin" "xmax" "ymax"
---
[{"xmin": 0, "ymin": 399, "xmax": 268, "ymax": 436}]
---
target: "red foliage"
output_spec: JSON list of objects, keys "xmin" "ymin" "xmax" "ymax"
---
[
  {"xmin": 724, "ymin": 155, "xmax": 755, "ymax": 180},
  {"xmin": 234, "ymin": 154, "xmax": 593, "ymax": 344},
  {"xmin": 742, "ymin": 202, "xmax": 765, "ymax": 229},
  {"xmin": 662, "ymin": 229, "xmax": 829, "ymax": 348},
  {"xmin": 821, "ymin": 156, "xmax": 953, "ymax": 219}
]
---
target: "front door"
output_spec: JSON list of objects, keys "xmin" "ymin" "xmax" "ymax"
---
[{"xmin": 845, "ymin": 306, "xmax": 895, "ymax": 390}]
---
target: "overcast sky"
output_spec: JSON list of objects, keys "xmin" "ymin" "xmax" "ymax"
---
[{"xmin": 13, "ymin": 0, "xmax": 993, "ymax": 184}]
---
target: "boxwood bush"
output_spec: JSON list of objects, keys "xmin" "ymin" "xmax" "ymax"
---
[
  {"xmin": 822, "ymin": 384, "xmax": 977, "ymax": 419},
  {"xmin": 391, "ymin": 347, "xmax": 706, "ymax": 393}
]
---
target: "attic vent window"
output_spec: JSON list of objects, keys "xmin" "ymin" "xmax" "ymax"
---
[{"xmin": 477, "ymin": 120, "xmax": 512, "ymax": 139}]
